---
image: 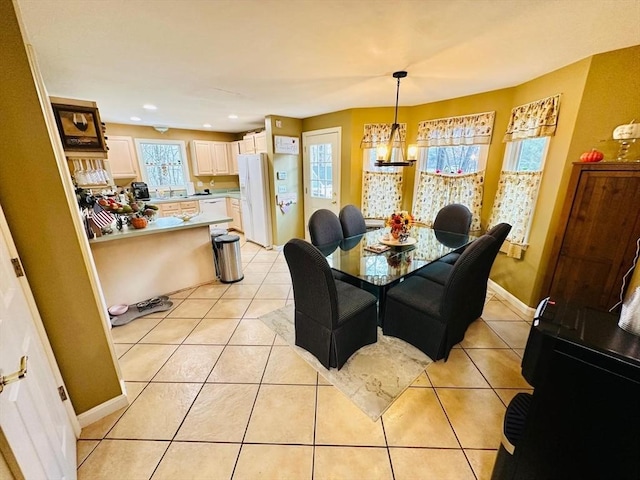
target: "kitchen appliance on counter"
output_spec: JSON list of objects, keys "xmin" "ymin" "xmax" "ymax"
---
[
  {"xmin": 131, "ymin": 181, "xmax": 150, "ymax": 201},
  {"xmin": 199, "ymin": 198, "xmax": 229, "ymax": 232},
  {"xmin": 238, "ymin": 153, "xmax": 272, "ymax": 248}
]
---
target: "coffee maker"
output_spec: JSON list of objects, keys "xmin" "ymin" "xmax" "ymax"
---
[{"xmin": 131, "ymin": 182, "xmax": 150, "ymax": 201}]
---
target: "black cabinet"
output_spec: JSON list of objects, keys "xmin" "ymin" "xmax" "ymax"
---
[{"xmin": 492, "ymin": 299, "xmax": 640, "ymax": 480}]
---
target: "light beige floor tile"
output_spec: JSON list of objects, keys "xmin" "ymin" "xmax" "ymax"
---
[
  {"xmin": 233, "ymin": 444, "xmax": 313, "ymax": 480},
  {"xmin": 269, "ymin": 262, "xmax": 290, "ymax": 273},
  {"xmin": 383, "ymin": 388, "xmax": 459, "ymax": 448},
  {"xmin": 175, "ymin": 383, "xmax": 259, "ymax": 442},
  {"xmin": 514, "ymin": 348, "xmax": 525, "ymax": 358},
  {"xmin": 314, "ymin": 446, "xmax": 393, "ymax": 480},
  {"xmin": 228, "ymin": 319, "xmax": 276, "ymax": 345},
  {"xmin": 241, "ymin": 242, "xmax": 262, "ymax": 253},
  {"xmin": 436, "ymin": 388, "xmax": 505, "ymax": 449},
  {"xmin": 315, "ymin": 386, "xmax": 386, "ymax": 446},
  {"xmin": 107, "ymin": 383, "xmax": 200, "ymax": 440},
  {"xmin": 243, "ymin": 299, "xmax": 287, "ymax": 318},
  {"xmin": 187, "ymin": 283, "xmax": 229, "ymax": 299},
  {"xmin": 459, "ymin": 320, "xmax": 509, "ymax": 348},
  {"xmin": 110, "ymin": 317, "xmax": 162, "ymax": 344},
  {"xmin": 466, "ymin": 349, "xmax": 531, "ymax": 388},
  {"xmin": 204, "ymin": 299, "xmax": 251, "ymax": 318},
  {"xmin": 494, "ymin": 388, "xmax": 534, "ymax": 407},
  {"xmin": 411, "ymin": 371, "xmax": 432, "ymax": 387},
  {"xmin": 238, "ymin": 271, "xmax": 268, "ymax": 284},
  {"xmin": 167, "ymin": 299, "xmax": 216, "ymax": 318},
  {"xmin": 77, "ymin": 439, "xmax": 168, "ymax": 480},
  {"xmin": 145, "ymin": 299, "xmax": 183, "ymax": 318},
  {"xmin": 264, "ymin": 271, "xmax": 291, "ymax": 284},
  {"xmin": 243, "ymin": 262, "xmax": 273, "ymax": 273},
  {"xmin": 169, "ymin": 288, "xmax": 196, "ymax": 299},
  {"xmin": 252, "ymin": 251, "xmax": 280, "ymax": 263},
  {"xmin": 221, "ymin": 283, "xmax": 260, "ymax": 299},
  {"xmin": 262, "ymin": 346, "xmax": 317, "ymax": 385},
  {"xmin": 481, "ymin": 300, "xmax": 524, "ymax": 321},
  {"xmin": 244, "ymin": 384, "xmax": 316, "ymax": 444},
  {"xmin": 154, "ymin": 345, "xmax": 224, "ymax": 382},
  {"xmin": 113, "ymin": 343, "xmax": 134, "ymax": 359},
  {"xmin": 184, "ymin": 317, "xmax": 240, "ymax": 344},
  {"xmin": 207, "ymin": 345, "xmax": 270, "ymax": 383},
  {"xmin": 389, "ymin": 448, "xmax": 475, "ymax": 480},
  {"xmin": 118, "ymin": 344, "xmax": 178, "ymax": 381},
  {"xmin": 76, "ymin": 440, "xmax": 99, "ymax": 467},
  {"xmin": 465, "ymin": 449, "xmax": 498, "ymax": 480},
  {"xmin": 273, "ymin": 334, "xmax": 288, "ymax": 346},
  {"xmin": 486, "ymin": 321, "xmax": 530, "ymax": 349},
  {"xmin": 80, "ymin": 382, "xmax": 147, "ymax": 439},
  {"xmin": 427, "ymin": 349, "xmax": 490, "ymax": 388},
  {"xmin": 255, "ymin": 284, "xmax": 291, "ymax": 299},
  {"xmin": 139, "ymin": 318, "xmax": 200, "ymax": 344},
  {"xmin": 151, "ymin": 442, "xmax": 240, "ymax": 480}
]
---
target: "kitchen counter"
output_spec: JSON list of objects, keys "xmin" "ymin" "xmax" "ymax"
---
[
  {"xmin": 89, "ymin": 213, "xmax": 232, "ymax": 243},
  {"xmin": 90, "ymin": 213, "xmax": 234, "ymax": 306},
  {"xmin": 147, "ymin": 190, "xmax": 240, "ymax": 204}
]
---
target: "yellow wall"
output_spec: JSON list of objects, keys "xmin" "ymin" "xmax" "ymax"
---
[
  {"xmin": 0, "ymin": 1, "xmax": 121, "ymax": 413},
  {"xmin": 104, "ymin": 123, "xmax": 239, "ymax": 190}
]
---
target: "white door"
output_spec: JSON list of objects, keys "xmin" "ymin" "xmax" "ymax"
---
[
  {"xmin": 0, "ymin": 205, "xmax": 78, "ymax": 480},
  {"xmin": 302, "ymin": 127, "xmax": 341, "ymax": 239}
]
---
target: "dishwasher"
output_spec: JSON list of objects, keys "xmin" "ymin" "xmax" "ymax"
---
[{"xmin": 199, "ymin": 198, "xmax": 229, "ymax": 232}]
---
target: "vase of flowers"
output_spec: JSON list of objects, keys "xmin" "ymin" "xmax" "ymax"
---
[{"xmin": 386, "ymin": 210, "xmax": 414, "ymax": 242}]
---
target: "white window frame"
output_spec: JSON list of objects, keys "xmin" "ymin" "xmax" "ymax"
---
[
  {"xmin": 416, "ymin": 144, "xmax": 489, "ymax": 174},
  {"xmin": 134, "ymin": 139, "xmax": 189, "ymax": 192},
  {"xmin": 503, "ymin": 137, "xmax": 550, "ymax": 172}
]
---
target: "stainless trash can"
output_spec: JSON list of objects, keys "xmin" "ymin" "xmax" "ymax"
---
[
  {"xmin": 210, "ymin": 229, "xmax": 227, "ymax": 278},
  {"xmin": 213, "ymin": 234, "xmax": 244, "ymax": 283}
]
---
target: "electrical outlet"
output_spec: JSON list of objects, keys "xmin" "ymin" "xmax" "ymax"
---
[
  {"xmin": 278, "ymin": 185, "xmax": 287, "ymax": 193},
  {"xmin": 197, "ymin": 181, "xmax": 203, "ymax": 187}
]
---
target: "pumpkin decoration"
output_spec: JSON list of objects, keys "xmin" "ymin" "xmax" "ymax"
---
[
  {"xmin": 580, "ymin": 148, "xmax": 604, "ymax": 163},
  {"xmin": 130, "ymin": 216, "xmax": 148, "ymax": 229}
]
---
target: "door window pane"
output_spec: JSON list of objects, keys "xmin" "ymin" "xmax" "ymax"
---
[{"xmin": 310, "ymin": 143, "xmax": 333, "ymax": 199}]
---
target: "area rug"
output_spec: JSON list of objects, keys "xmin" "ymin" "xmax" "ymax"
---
[{"xmin": 259, "ymin": 304, "xmax": 433, "ymax": 421}]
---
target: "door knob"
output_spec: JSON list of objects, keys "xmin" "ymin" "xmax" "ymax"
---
[{"xmin": 0, "ymin": 356, "xmax": 28, "ymax": 394}]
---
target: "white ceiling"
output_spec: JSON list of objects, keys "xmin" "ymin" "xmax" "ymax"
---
[{"xmin": 16, "ymin": 0, "xmax": 640, "ymax": 134}]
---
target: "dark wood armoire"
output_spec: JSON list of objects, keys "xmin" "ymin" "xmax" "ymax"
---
[{"xmin": 543, "ymin": 162, "xmax": 640, "ymax": 311}]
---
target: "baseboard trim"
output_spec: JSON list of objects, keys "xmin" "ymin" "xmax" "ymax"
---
[
  {"xmin": 488, "ymin": 279, "xmax": 536, "ymax": 319},
  {"xmin": 77, "ymin": 393, "xmax": 129, "ymax": 428}
]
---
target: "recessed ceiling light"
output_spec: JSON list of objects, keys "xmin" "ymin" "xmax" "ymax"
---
[
  {"xmin": 130, "ymin": 116, "xmax": 141, "ymax": 121},
  {"xmin": 203, "ymin": 123, "xmax": 212, "ymax": 128},
  {"xmin": 143, "ymin": 104, "xmax": 157, "ymax": 110},
  {"xmin": 228, "ymin": 114, "xmax": 238, "ymax": 119}
]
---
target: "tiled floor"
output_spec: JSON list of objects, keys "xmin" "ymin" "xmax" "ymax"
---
[{"xmin": 78, "ymin": 235, "xmax": 533, "ymax": 480}]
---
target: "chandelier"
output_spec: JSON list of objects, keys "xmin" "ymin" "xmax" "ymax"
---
[{"xmin": 362, "ymin": 71, "xmax": 417, "ymax": 167}]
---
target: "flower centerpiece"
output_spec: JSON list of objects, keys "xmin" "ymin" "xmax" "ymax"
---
[{"xmin": 386, "ymin": 210, "xmax": 414, "ymax": 242}]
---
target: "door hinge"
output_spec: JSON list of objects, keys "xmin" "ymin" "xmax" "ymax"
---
[
  {"xmin": 11, "ymin": 258, "xmax": 24, "ymax": 277},
  {"xmin": 58, "ymin": 386, "xmax": 68, "ymax": 401}
]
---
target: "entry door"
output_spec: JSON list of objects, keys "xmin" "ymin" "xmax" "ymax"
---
[
  {"xmin": 0, "ymin": 205, "xmax": 78, "ymax": 479},
  {"xmin": 302, "ymin": 127, "xmax": 341, "ymax": 239}
]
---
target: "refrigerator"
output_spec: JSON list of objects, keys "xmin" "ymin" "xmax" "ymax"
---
[{"xmin": 237, "ymin": 153, "xmax": 273, "ymax": 248}]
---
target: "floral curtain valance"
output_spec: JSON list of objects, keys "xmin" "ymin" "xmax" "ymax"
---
[
  {"xmin": 361, "ymin": 171, "xmax": 403, "ymax": 219},
  {"xmin": 360, "ymin": 123, "xmax": 407, "ymax": 148},
  {"xmin": 416, "ymin": 111, "xmax": 495, "ymax": 147},
  {"xmin": 504, "ymin": 94, "xmax": 561, "ymax": 142}
]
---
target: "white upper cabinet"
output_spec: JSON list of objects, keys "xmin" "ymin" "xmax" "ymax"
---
[
  {"xmin": 239, "ymin": 131, "xmax": 267, "ymax": 154},
  {"xmin": 239, "ymin": 136, "xmax": 255, "ymax": 154},
  {"xmin": 254, "ymin": 131, "xmax": 267, "ymax": 153},
  {"xmin": 228, "ymin": 141, "xmax": 240, "ymax": 175},
  {"xmin": 107, "ymin": 135, "xmax": 138, "ymax": 178},
  {"xmin": 191, "ymin": 140, "xmax": 229, "ymax": 176}
]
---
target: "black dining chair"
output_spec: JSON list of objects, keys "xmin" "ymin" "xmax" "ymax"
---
[
  {"xmin": 382, "ymin": 234, "xmax": 498, "ymax": 361},
  {"xmin": 339, "ymin": 204, "xmax": 367, "ymax": 238},
  {"xmin": 434, "ymin": 204, "xmax": 473, "ymax": 264},
  {"xmin": 416, "ymin": 222, "xmax": 512, "ymax": 286},
  {"xmin": 283, "ymin": 238, "xmax": 378, "ymax": 370},
  {"xmin": 308, "ymin": 209, "xmax": 344, "ymax": 248}
]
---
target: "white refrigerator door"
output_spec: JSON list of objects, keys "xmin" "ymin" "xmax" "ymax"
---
[
  {"xmin": 238, "ymin": 153, "xmax": 272, "ymax": 248},
  {"xmin": 238, "ymin": 155, "xmax": 254, "ymax": 241}
]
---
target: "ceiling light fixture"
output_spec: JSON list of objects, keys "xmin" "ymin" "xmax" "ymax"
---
[
  {"xmin": 130, "ymin": 116, "xmax": 141, "ymax": 121},
  {"xmin": 153, "ymin": 125, "xmax": 169, "ymax": 133},
  {"xmin": 364, "ymin": 71, "xmax": 417, "ymax": 167},
  {"xmin": 203, "ymin": 123, "xmax": 212, "ymax": 128},
  {"xmin": 228, "ymin": 114, "xmax": 238, "ymax": 119},
  {"xmin": 143, "ymin": 104, "xmax": 157, "ymax": 110}
]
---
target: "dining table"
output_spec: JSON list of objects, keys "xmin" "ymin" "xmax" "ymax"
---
[{"xmin": 322, "ymin": 225, "xmax": 477, "ymax": 325}]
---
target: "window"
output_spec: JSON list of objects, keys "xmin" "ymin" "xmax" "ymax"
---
[
  {"xmin": 419, "ymin": 144, "xmax": 488, "ymax": 174},
  {"xmin": 363, "ymin": 148, "xmax": 401, "ymax": 173},
  {"xmin": 309, "ymin": 143, "xmax": 333, "ymax": 199},
  {"xmin": 134, "ymin": 139, "xmax": 189, "ymax": 191},
  {"xmin": 504, "ymin": 137, "xmax": 549, "ymax": 171}
]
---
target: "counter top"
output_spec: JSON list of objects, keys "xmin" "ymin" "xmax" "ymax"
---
[
  {"xmin": 147, "ymin": 190, "xmax": 240, "ymax": 204},
  {"xmin": 89, "ymin": 213, "xmax": 232, "ymax": 244}
]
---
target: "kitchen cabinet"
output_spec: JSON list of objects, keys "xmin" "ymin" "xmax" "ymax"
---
[
  {"xmin": 239, "ymin": 136, "xmax": 255, "ymax": 154},
  {"xmin": 543, "ymin": 162, "xmax": 640, "ymax": 311},
  {"xmin": 228, "ymin": 141, "xmax": 240, "ymax": 175},
  {"xmin": 227, "ymin": 197, "xmax": 243, "ymax": 232},
  {"xmin": 239, "ymin": 131, "xmax": 267, "ymax": 154},
  {"xmin": 253, "ymin": 131, "xmax": 267, "ymax": 153},
  {"xmin": 157, "ymin": 201, "xmax": 200, "ymax": 217},
  {"xmin": 190, "ymin": 141, "xmax": 229, "ymax": 176},
  {"xmin": 107, "ymin": 135, "xmax": 138, "ymax": 178}
]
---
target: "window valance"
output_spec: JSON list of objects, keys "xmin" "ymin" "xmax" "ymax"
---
[
  {"xmin": 360, "ymin": 123, "xmax": 407, "ymax": 148},
  {"xmin": 504, "ymin": 94, "xmax": 561, "ymax": 142},
  {"xmin": 416, "ymin": 111, "xmax": 495, "ymax": 147}
]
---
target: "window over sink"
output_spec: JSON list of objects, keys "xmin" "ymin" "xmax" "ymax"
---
[{"xmin": 134, "ymin": 139, "xmax": 189, "ymax": 193}]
